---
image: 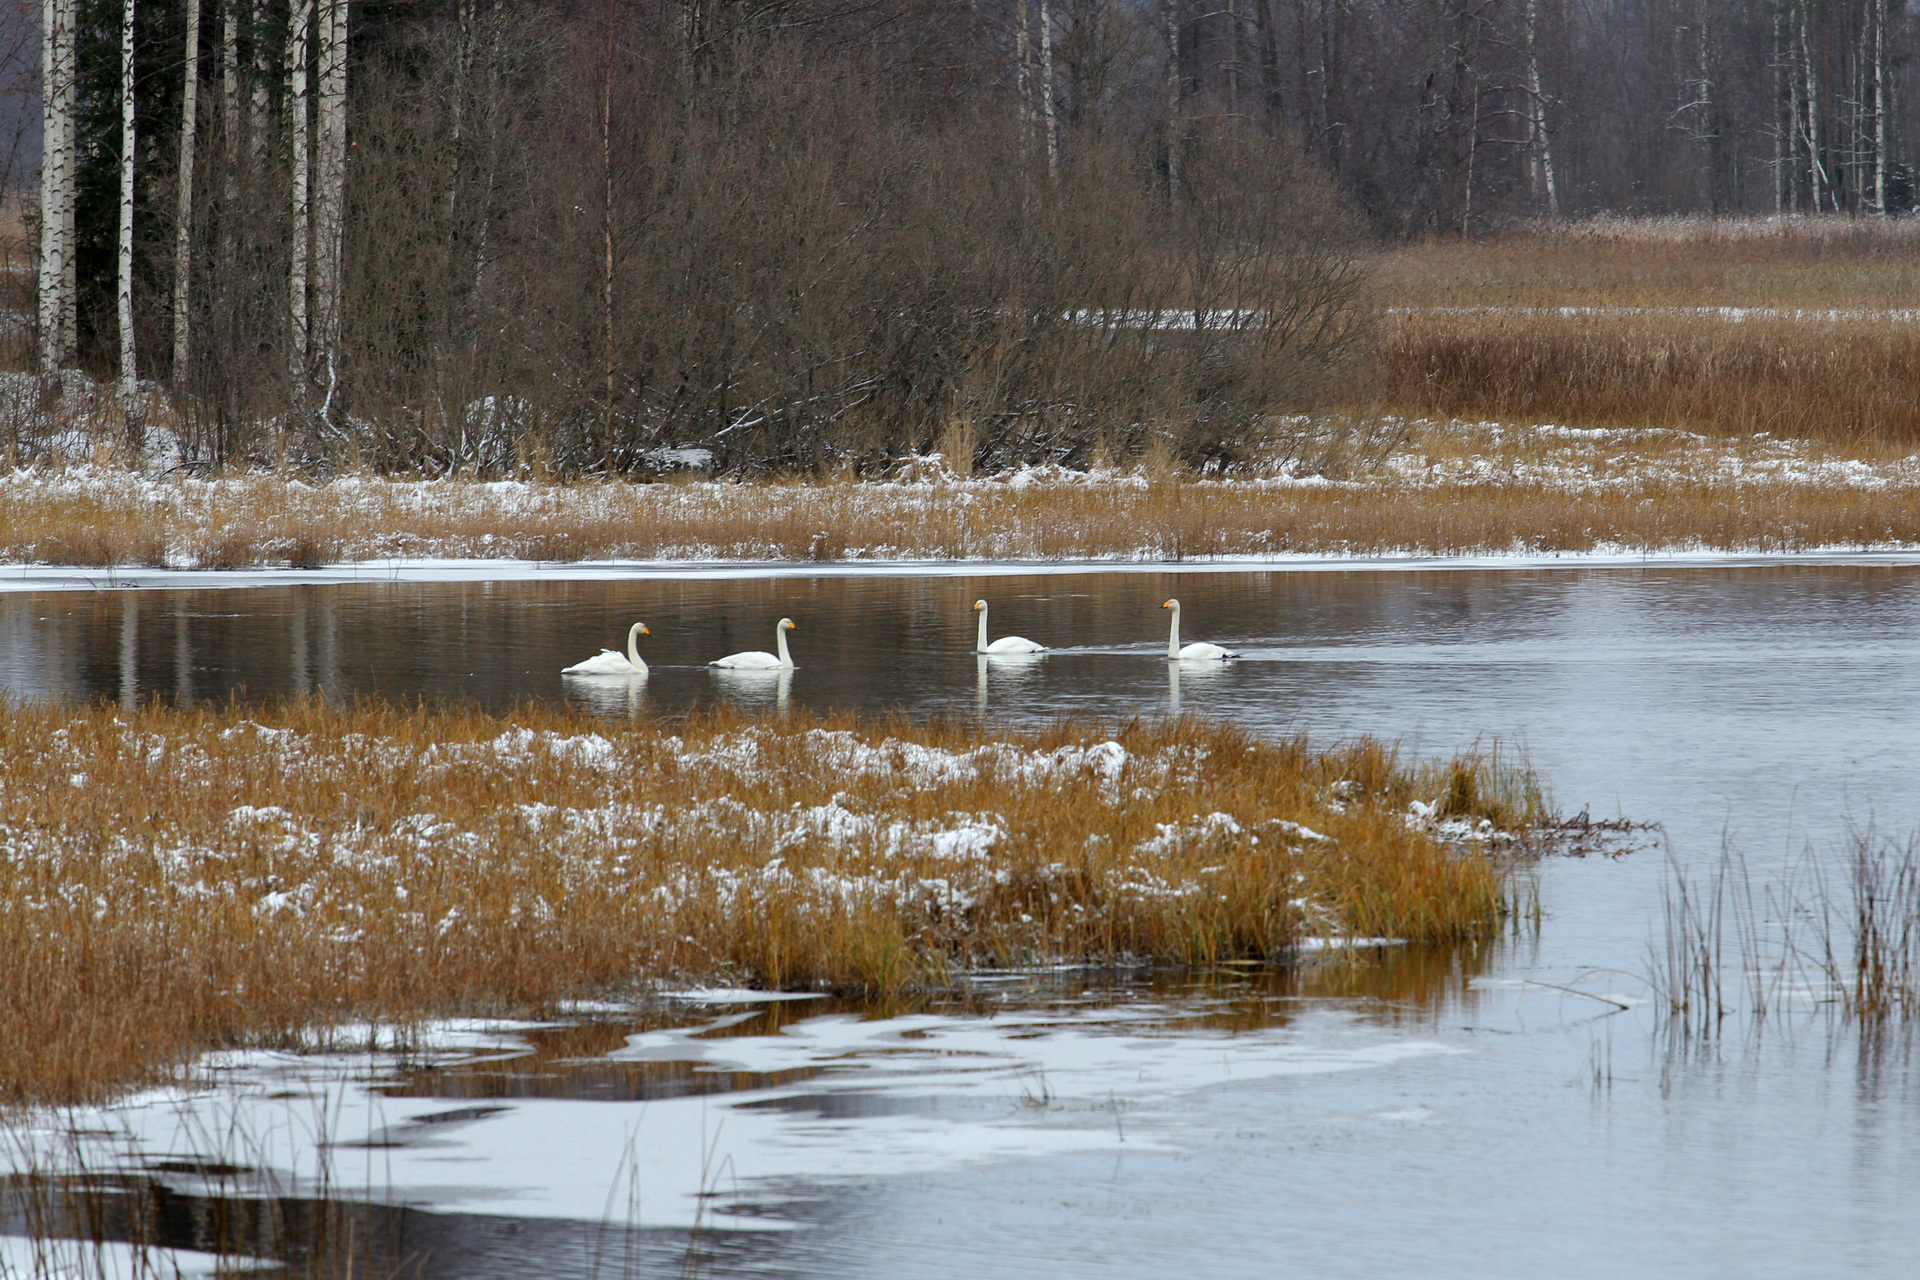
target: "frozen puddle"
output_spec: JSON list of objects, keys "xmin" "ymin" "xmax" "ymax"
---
[{"xmin": 7, "ymin": 996, "xmax": 1457, "ymax": 1235}]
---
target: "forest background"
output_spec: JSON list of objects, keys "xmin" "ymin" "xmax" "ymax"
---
[{"xmin": 0, "ymin": 0, "xmax": 1916, "ymax": 480}]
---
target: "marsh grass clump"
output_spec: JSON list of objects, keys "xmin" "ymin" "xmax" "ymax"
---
[
  {"xmin": 1655, "ymin": 833, "xmax": 1920, "ymax": 1036},
  {"xmin": 0, "ymin": 698, "xmax": 1532, "ymax": 1105}
]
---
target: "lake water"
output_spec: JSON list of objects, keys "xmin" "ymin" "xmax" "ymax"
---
[{"xmin": 4, "ymin": 561, "xmax": 1919, "ymax": 1278}]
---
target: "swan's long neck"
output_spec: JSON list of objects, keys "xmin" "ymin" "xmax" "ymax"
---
[
  {"xmin": 1167, "ymin": 604, "xmax": 1181, "ymax": 658},
  {"xmin": 976, "ymin": 605, "xmax": 989, "ymax": 652},
  {"xmin": 775, "ymin": 624, "xmax": 792, "ymax": 666},
  {"xmin": 626, "ymin": 624, "xmax": 644, "ymax": 669}
]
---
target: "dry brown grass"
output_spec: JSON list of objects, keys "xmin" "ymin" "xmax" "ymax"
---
[
  {"xmin": 1377, "ymin": 309, "xmax": 1920, "ymax": 447},
  {"xmin": 1372, "ymin": 222, "xmax": 1920, "ymax": 447},
  {"xmin": 3, "ymin": 442, "xmax": 1920, "ymax": 569},
  {"xmin": 1373, "ymin": 217, "xmax": 1920, "ymax": 309},
  {"xmin": 0, "ymin": 698, "xmax": 1528, "ymax": 1105}
]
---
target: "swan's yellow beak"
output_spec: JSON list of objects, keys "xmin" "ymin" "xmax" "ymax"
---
[
  {"xmin": 640, "ymin": 624, "xmax": 650, "ymax": 635},
  {"xmin": 1162, "ymin": 600, "xmax": 1174, "ymax": 609},
  {"xmin": 973, "ymin": 602, "xmax": 983, "ymax": 611}
]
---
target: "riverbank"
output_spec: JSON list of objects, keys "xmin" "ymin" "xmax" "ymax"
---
[
  {"xmin": 0, "ymin": 699, "xmax": 1535, "ymax": 1105},
  {"xmin": 3, "ymin": 421, "xmax": 1918, "ymax": 574}
]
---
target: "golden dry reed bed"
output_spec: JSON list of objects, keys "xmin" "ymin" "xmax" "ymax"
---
[
  {"xmin": 4, "ymin": 433, "xmax": 1920, "ymax": 569},
  {"xmin": 0, "ymin": 698, "xmax": 1530, "ymax": 1105},
  {"xmin": 1375, "ymin": 219, "xmax": 1920, "ymax": 447}
]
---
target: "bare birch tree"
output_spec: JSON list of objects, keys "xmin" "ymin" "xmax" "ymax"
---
[
  {"xmin": 37, "ymin": 0, "xmax": 76, "ymax": 374},
  {"xmin": 1037, "ymin": 0, "xmax": 1058, "ymax": 177},
  {"xmin": 117, "ymin": 0, "xmax": 138, "ymax": 398},
  {"xmin": 288, "ymin": 0, "xmax": 313, "ymax": 376},
  {"xmin": 174, "ymin": 0, "xmax": 205, "ymax": 380},
  {"xmin": 312, "ymin": 0, "xmax": 349, "ymax": 380}
]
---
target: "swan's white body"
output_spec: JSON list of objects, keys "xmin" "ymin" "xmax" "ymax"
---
[
  {"xmin": 711, "ymin": 618, "xmax": 796, "ymax": 669},
  {"xmin": 974, "ymin": 600, "xmax": 1046, "ymax": 654},
  {"xmin": 562, "ymin": 622, "xmax": 650, "ymax": 675},
  {"xmin": 1163, "ymin": 599, "xmax": 1238, "ymax": 661}
]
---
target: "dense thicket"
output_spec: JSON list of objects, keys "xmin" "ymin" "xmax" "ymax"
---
[{"xmin": 23, "ymin": 0, "xmax": 1372, "ymax": 474}]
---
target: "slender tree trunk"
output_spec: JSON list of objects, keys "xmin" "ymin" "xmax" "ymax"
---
[
  {"xmin": 250, "ymin": 0, "xmax": 270, "ymax": 154},
  {"xmin": 1162, "ymin": 0, "xmax": 1179, "ymax": 197},
  {"xmin": 1225, "ymin": 0, "xmax": 1241, "ymax": 118},
  {"xmin": 311, "ymin": 0, "xmax": 348, "ymax": 366},
  {"xmin": 220, "ymin": 0, "xmax": 236, "ymax": 120},
  {"xmin": 1037, "ymin": 0, "xmax": 1058, "ymax": 177},
  {"xmin": 37, "ymin": 0, "xmax": 76, "ymax": 373},
  {"xmin": 287, "ymin": 0, "xmax": 312, "ymax": 376},
  {"xmin": 599, "ymin": 0, "xmax": 616, "ymax": 467},
  {"xmin": 1523, "ymin": 0, "xmax": 1558, "ymax": 217},
  {"xmin": 1015, "ymin": 0, "xmax": 1033, "ymax": 138},
  {"xmin": 1252, "ymin": 0, "xmax": 1281, "ymax": 125},
  {"xmin": 1871, "ymin": 0, "xmax": 1890, "ymax": 214},
  {"xmin": 118, "ymin": 0, "xmax": 139, "ymax": 398},
  {"xmin": 173, "ymin": 0, "xmax": 204, "ymax": 381},
  {"xmin": 1772, "ymin": 10, "xmax": 1788, "ymax": 214}
]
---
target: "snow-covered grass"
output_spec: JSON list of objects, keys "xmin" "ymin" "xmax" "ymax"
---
[
  {"xmin": 3, "ymin": 418, "xmax": 1919, "ymax": 570},
  {"xmin": 0, "ymin": 698, "xmax": 1536, "ymax": 1106}
]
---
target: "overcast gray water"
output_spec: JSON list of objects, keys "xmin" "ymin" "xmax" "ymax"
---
[{"xmin": 4, "ymin": 563, "xmax": 1919, "ymax": 1277}]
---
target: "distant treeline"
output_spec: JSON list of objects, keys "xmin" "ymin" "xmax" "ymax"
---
[
  {"xmin": 15, "ymin": 0, "xmax": 1907, "ymax": 475},
  {"xmin": 22, "ymin": 0, "xmax": 1374, "ymax": 475}
]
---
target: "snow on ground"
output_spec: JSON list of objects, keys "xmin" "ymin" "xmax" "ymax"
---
[
  {"xmin": 1, "ymin": 1006, "xmax": 1457, "ymax": 1231},
  {"xmin": 2, "ymin": 419, "xmax": 1918, "ymax": 581}
]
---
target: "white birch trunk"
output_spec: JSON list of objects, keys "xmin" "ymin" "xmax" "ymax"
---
[
  {"xmin": 1523, "ymin": 0, "xmax": 1558, "ymax": 217},
  {"xmin": 250, "ymin": 0, "xmax": 270, "ymax": 155},
  {"xmin": 220, "ymin": 0, "xmax": 236, "ymax": 120},
  {"xmin": 173, "ymin": 0, "xmax": 203, "ymax": 380},
  {"xmin": 311, "ymin": 0, "xmax": 348, "ymax": 359},
  {"xmin": 1015, "ymin": 0, "xmax": 1033, "ymax": 137},
  {"xmin": 1872, "ymin": 0, "xmax": 1890, "ymax": 215},
  {"xmin": 37, "ymin": 0, "xmax": 76, "ymax": 373},
  {"xmin": 118, "ymin": 0, "xmax": 139, "ymax": 397},
  {"xmin": 1037, "ymin": 0, "xmax": 1057, "ymax": 178},
  {"xmin": 287, "ymin": 0, "xmax": 312, "ymax": 374}
]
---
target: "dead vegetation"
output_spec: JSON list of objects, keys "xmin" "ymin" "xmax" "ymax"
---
[
  {"xmin": 1373, "ymin": 223, "xmax": 1920, "ymax": 447},
  {"xmin": 5, "ymin": 419, "xmax": 1920, "ymax": 570},
  {"xmin": 0, "ymin": 698, "xmax": 1534, "ymax": 1105}
]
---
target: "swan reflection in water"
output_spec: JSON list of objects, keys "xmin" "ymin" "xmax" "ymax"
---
[
  {"xmin": 1167, "ymin": 654, "xmax": 1229, "ymax": 715},
  {"xmin": 711, "ymin": 665, "xmax": 792, "ymax": 713},
  {"xmin": 975, "ymin": 650, "xmax": 1045, "ymax": 714},
  {"xmin": 562, "ymin": 673, "xmax": 648, "ymax": 718}
]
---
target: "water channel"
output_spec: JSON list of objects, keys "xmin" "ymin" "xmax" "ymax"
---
[{"xmin": 4, "ymin": 561, "xmax": 1919, "ymax": 1277}]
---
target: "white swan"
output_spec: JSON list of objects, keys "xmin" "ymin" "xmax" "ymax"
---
[
  {"xmin": 974, "ymin": 599, "xmax": 1046, "ymax": 654},
  {"xmin": 562, "ymin": 622, "xmax": 650, "ymax": 675},
  {"xmin": 711, "ymin": 618, "xmax": 796, "ymax": 669},
  {"xmin": 1162, "ymin": 599, "xmax": 1238, "ymax": 661}
]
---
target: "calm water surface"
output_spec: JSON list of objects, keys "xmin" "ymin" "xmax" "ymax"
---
[{"xmin": 4, "ymin": 564, "xmax": 1919, "ymax": 1278}]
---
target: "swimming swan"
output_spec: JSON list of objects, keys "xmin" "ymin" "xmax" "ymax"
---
[
  {"xmin": 1162, "ymin": 599, "xmax": 1238, "ymax": 661},
  {"xmin": 974, "ymin": 600, "xmax": 1046, "ymax": 654},
  {"xmin": 562, "ymin": 622, "xmax": 650, "ymax": 675},
  {"xmin": 711, "ymin": 618, "xmax": 796, "ymax": 669}
]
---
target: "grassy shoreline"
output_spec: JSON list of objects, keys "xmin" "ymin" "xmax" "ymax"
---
[
  {"xmin": 0, "ymin": 699, "xmax": 1536, "ymax": 1105},
  {"xmin": 4, "ymin": 420, "xmax": 1919, "ymax": 570}
]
